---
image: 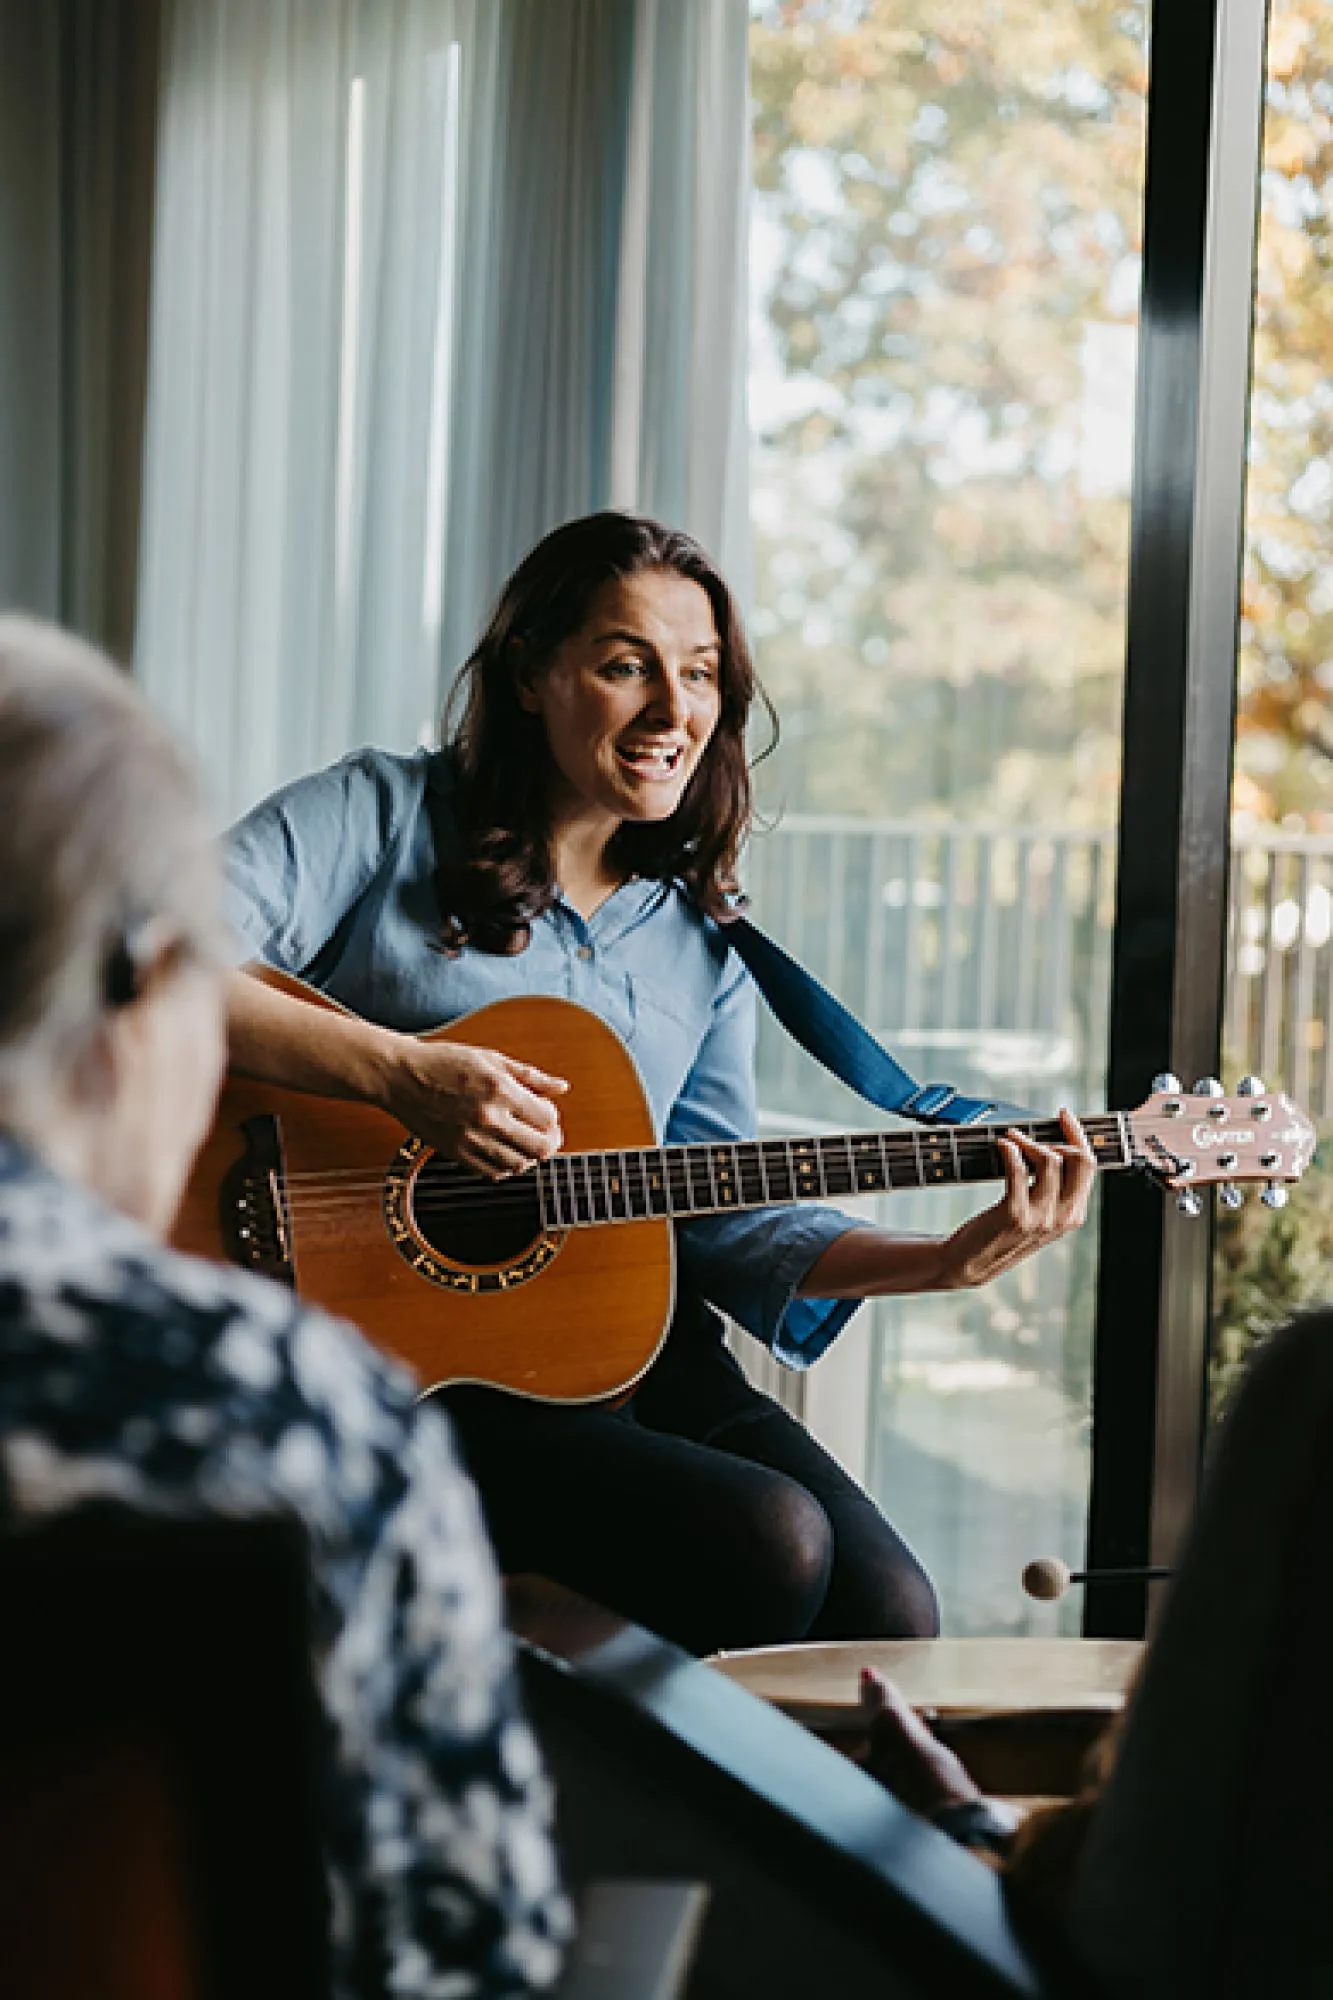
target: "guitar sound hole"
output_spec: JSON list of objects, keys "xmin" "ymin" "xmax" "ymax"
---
[{"xmin": 410, "ymin": 1156, "xmax": 546, "ymax": 1267}]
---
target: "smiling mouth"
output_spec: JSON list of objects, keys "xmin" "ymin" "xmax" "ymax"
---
[{"xmin": 616, "ymin": 743, "xmax": 685, "ymax": 778}]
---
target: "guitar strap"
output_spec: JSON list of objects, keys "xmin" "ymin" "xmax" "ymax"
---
[{"xmin": 718, "ymin": 910, "xmax": 1035, "ymax": 1128}]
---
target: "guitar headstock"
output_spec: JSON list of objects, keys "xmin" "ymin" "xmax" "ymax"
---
[{"xmin": 1128, "ymin": 1076, "xmax": 1317, "ymax": 1210}]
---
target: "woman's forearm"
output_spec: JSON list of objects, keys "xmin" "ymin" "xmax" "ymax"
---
[
  {"xmin": 797, "ymin": 1110, "xmax": 1097, "ymax": 1300},
  {"xmin": 225, "ymin": 966, "xmax": 568, "ymax": 1174},
  {"xmin": 226, "ymin": 966, "xmax": 400, "ymax": 1106},
  {"xmin": 796, "ymin": 1226, "xmax": 953, "ymax": 1300}
]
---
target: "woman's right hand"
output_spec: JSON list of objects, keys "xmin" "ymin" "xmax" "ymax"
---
[{"xmin": 385, "ymin": 1036, "xmax": 569, "ymax": 1178}]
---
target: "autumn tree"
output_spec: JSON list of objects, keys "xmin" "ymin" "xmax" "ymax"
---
[
  {"xmin": 1236, "ymin": 0, "xmax": 1333, "ymax": 828},
  {"xmin": 749, "ymin": 0, "xmax": 1148, "ymax": 827}
]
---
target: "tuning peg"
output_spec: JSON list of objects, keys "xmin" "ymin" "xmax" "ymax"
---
[
  {"xmin": 1152, "ymin": 1072, "xmax": 1182, "ymax": 1095},
  {"xmin": 1218, "ymin": 1183, "xmax": 1244, "ymax": 1211},
  {"xmin": 1176, "ymin": 1188, "xmax": 1204, "ymax": 1218},
  {"xmin": 1236, "ymin": 1075, "xmax": 1266, "ymax": 1097},
  {"xmin": 1192, "ymin": 1077, "xmax": 1224, "ymax": 1097},
  {"xmin": 1261, "ymin": 1183, "xmax": 1289, "ymax": 1211}
]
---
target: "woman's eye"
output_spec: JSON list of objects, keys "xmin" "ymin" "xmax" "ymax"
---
[{"xmin": 605, "ymin": 658, "xmax": 647, "ymax": 678}]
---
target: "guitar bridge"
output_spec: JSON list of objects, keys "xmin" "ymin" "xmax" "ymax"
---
[{"xmin": 218, "ymin": 1115, "xmax": 295, "ymax": 1287}]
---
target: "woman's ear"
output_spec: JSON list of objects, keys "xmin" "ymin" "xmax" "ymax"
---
[{"xmin": 511, "ymin": 638, "xmax": 545, "ymax": 716}]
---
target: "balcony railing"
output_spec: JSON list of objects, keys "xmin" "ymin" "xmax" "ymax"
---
[
  {"xmin": 1226, "ymin": 828, "xmax": 1333, "ymax": 1120},
  {"xmin": 747, "ymin": 815, "xmax": 1333, "ymax": 1124},
  {"xmin": 742, "ymin": 814, "xmax": 1333, "ymax": 1637}
]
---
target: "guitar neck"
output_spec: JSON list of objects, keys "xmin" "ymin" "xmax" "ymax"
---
[{"xmin": 537, "ymin": 1114, "xmax": 1132, "ymax": 1230}]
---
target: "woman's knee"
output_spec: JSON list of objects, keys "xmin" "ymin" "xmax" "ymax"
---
[
  {"xmin": 814, "ymin": 1529, "xmax": 941, "ymax": 1641},
  {"xmin": 725, "ymin": 1475, "xmax": 834, "ymax": 1641},
  {"xmin": 889, "ymin": 1558, "xmax": 941, "ymax": 1639}
]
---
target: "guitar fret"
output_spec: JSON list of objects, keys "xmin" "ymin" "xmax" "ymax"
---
[
  {"xmin": 714, "ymin": 1145, "xmax": 741, "ymax": 1207},
  {"xmin": 644, "ymin": 1151, "xmax": 670, "ymax": 1217},
  {"xmin": 607, "ymin": 1151, "xmax": 627, "ymax": 1219},
  {"xmin": 965, "ymin": 1134, "xmax": 1004, "ymax": 1184},
  {"xmin": 578, "ymin": 1153, "xmax": 597, "ymax": 1223},
  {"xmin": 763, "ymin": 1141, "xmax": 792, "ymax": 1202},
  {"xmin": 688, "ymin": 1148, "xmax": 712, "ymax": 1212},
  {"xmin": 666, "ymin": 1151, "xmax": 691, "ymax": 1215},
  {"xmin": 790, "ymin": 1140, "xmax": 821, "ymax": 1203},
  {"xmin": 553, "ymin": 1153, "xmax": 574, "ymax": 1226},
  {"xmin": 597, "ymin": 1152, "xmax": 613, "ymax": 1221},
  {"xmin": 737, "ymin": 1142, "xmax": 767, "ymax": 1206},
  {"xmin": 1114, "ymin": 1112, "xmax": 1132, "ymax": 1168}
]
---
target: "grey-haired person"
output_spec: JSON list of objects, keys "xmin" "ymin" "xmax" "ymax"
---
[{"xmin": 0, "ymin": 616, "xmax": 569, "ymax": 1998}]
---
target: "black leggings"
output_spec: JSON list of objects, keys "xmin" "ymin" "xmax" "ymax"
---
[{"xmin": 438, "ymin": 1304, "xmax": 939, "ymax": 1656}]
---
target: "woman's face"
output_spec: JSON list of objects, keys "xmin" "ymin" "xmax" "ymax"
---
[{"xmin": 519, "ymin": 569, "xmax": 724, "ymax": 830}]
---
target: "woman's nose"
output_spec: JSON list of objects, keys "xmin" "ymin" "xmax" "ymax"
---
[{"xmin": 645, "ymin": 670, "xmax": 689, "ymax": 724}]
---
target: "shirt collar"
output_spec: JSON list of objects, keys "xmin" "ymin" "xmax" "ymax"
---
[{"xmin": 548, "ymin": 876, "xmax": 669, "ymax": 947}]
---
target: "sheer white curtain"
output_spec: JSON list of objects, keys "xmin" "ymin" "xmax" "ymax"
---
[
  {"xmin": 134, "ymin": 0, "xmax": 751, "ymax": 819},
  {"xmin": 0, "ymin": 0, "xmax": 159, "ymax": 655}
]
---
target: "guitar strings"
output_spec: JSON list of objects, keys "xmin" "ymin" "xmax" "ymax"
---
[
  {"xmin": 272, "ymin": 1111, "xmax": 1129, "ymax": 1201},
  {"xmin": 274, "ymin": 1118, "xmax": 1180, "ymax": 1224}
]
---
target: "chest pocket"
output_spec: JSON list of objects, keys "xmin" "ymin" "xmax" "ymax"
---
[{"xmin": 625, "ymin": 974, "xmax": 710, "ymax": 1116}]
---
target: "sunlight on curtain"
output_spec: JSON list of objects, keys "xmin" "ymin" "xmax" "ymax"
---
[{"xmin": 134, "ymin": 0, "xmax": 750, "ymax": 821}]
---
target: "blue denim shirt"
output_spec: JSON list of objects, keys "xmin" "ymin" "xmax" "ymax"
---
[{"xmin": 224, "ymin": 748, "xmax": 864, "ymax": 1367}]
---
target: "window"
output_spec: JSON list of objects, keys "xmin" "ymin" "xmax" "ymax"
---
[{"xmin": 747, "ymin": 0, "xmax": 1150, "ymax": 1632}]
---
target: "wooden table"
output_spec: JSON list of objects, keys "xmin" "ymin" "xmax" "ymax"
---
[{"xmin": 708, "ymin": 1636, "xmax": 1144, "ymax": 1798}]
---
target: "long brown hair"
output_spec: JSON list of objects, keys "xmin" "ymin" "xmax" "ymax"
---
[{"xmin": 437, "ymin": 512, "xmax": 774, "ymax": 954}]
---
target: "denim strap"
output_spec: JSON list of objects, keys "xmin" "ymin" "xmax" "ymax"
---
[{"xmin": 721, "ymin": 912, "xmax": 1033, "ymax": 1128}]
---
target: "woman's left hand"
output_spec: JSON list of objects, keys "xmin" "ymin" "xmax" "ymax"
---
[
  {"xmin": 796, "ymin": 1107, "xmax": 1096, "ymax": 1302},
  {"xmin": 936, "ymin": 1108, "xmax": 1095, "ymax": 1289}
]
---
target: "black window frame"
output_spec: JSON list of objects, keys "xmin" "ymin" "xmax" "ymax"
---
[{"xmin": 1085, "ymin": 0, "xmax": 1272, "ymax": 1639}]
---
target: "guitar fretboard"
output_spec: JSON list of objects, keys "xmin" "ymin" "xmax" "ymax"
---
[{"xmin": 536, "ymin": 1115, "xmax": 1130, "ymax": 1230}]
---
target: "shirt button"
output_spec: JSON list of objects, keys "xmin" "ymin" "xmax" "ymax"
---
[{"xmin": 576, "ymin": 945, "xmax": 594, "ymax": 962}]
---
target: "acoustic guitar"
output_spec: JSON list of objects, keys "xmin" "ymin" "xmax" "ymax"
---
[{"xmin": 173, "ymin": 969, "xmax": 1317, "ymax": 1403}]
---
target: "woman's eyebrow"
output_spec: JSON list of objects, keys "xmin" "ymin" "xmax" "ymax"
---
[
  {"xmin": 590, "ymin": 627, "xmax": 720, "ymax": 654},
  {"xmin": 591, "ymin": 627, "xmax": 653, "ymax": 649}
]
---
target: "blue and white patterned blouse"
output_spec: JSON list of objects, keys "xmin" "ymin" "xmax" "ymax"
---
[
  {"xmin": 0, "ymin": 1136, "xmax": 570, "ymax": 1998},
  {"xmin": 224, "ymin": 748, "xmax": 865, "ymax": 1368}
]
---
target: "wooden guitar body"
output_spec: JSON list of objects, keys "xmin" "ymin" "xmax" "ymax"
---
[{"xmin": 173, "ymin": 973, "xmax": 674, "ymax": 1403}]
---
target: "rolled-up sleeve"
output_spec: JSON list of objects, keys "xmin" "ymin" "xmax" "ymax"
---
[
  {"xmin": 667, "ymin": 958, "xmax": 869, "ymax": 1370},
  {"xmin": 223, "ymin": 750, "xmax": 409, "ymax": 972}
]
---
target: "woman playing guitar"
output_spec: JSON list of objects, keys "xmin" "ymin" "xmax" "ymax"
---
[{"xmin": 225, "ymin": 511, "xmax": 1094, "ymax": 1652}]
